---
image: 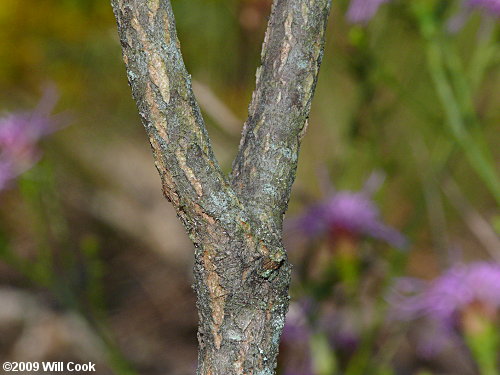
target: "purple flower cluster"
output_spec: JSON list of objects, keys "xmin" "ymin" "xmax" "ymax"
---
[
  {"xmin": 287, "ymin": 175, "xmax": 406, "ymax": 249},
  {"xmin": 346, "ymin": 0, "xmax": 391, "ymax": 24},
  {"xmin": 391, "ymin": 262, "xmax": 500, "ymax": 328},
  {"xmin": 0, "ymin": 88, "xmax": 61, "ymax": 191}
]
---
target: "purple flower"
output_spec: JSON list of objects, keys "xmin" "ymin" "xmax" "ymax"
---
[
  {"xmin": 286, "ymin": 174, "xmax": 406, "ymax": 249},
  {"xmin": 346, "ymin": 0, "xmax": 391, "ymax": 24},
  {"xmin": 391, "ymin": 262, "xmax": 500, "ymax": 326},
  {"xmin": 447, "ymin": 0, "xmax": 500, "ymax": 32},
  {"xmin": 389, "ymin": 262, "xmax": 500, "ymax": 355},
  {"xmin": 0, "ymin": 87, "xmax": 62, "ymax": 191},
  {"xmin": 466, "ymin": 0, "xmax": 500, "ymax": 16}
]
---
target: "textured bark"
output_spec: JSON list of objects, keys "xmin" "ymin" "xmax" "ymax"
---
[
  {"xmin": 232, "ymin": 0, "xmax": 331, "ymax": 244},
  {"xmin": 110, "ymin": 0, "xmax": 332, "ymax": 374}
]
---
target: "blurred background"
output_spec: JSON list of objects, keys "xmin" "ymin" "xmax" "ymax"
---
[{"xmin": 0, "ymin": 0, "xmax": 498, "ymax": 374}]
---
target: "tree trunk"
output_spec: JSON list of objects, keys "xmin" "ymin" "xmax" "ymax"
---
[{"xmin": 110, "ymin": 0, "xmax": 332, "ymax": 373}]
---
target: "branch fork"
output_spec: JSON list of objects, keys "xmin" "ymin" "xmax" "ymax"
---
[{"xmin": 111, "ymin": 0, "xmax": 332, "ymax": 373}]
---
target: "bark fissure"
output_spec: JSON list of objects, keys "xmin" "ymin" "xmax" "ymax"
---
[{"xmin": 110, "ymin": 0, "xmax": 332, "ymax": 373}]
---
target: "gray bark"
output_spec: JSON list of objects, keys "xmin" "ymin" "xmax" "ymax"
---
[{"xmin": 110, "ymin": 0, "xmax": 332, "ymax": 374}]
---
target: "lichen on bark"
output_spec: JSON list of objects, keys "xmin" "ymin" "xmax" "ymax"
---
[{"xmin": 110, "ymin": 0, "xmax": 332, "ymax": 373}]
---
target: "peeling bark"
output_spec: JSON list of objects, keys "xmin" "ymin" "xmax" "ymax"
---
[{"xmin": 110, "ymin": 0, "xmax": 332, "ymax": 374}]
